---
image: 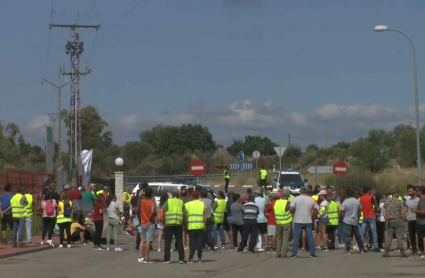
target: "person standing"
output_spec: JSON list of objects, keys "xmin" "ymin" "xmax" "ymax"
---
[
  {"xmin": 376, "ymin": 195, "xmax": 387, "ymax": 251},
  {"xmin": 0, "ymin": 184, "xmax": 14, "ymax": 245},
  {"xmin": 157, "ymin": 193, "xmax": 169, "ymax": 252},
  {"xmin": 24, "ymin": 188, "xmax": 34, "ymax": 245},
  {"xmin": 57, "ymin": 192, "xmax": 73, "ymax": 248},
  {"xmin": 265, "ymin": 193, "xmax": 277, "ymax": 251},
  {"xmin": 138, "ymin": 188, "xmax": 155, "ymax": 263},
  {"xmin": 224, "ymin": 166, "xmax": 230, "ymax": 194},
  {"xmin": 259, "ymin": 166, "xmax": 268, "ymax": 192},
  {"xmin": 254, "ymin": 189, "xmax": 268, "ymax": 251},
  {"xmin": 123, "ymin": 187, "xmax": 131, "ymax": 215},
  {"xmin": 185, "ymin": 191, "xmax": 207, "ymax": 263},
  {"xmin": 93, "ymin": 194, "xmax": 105, "ymax": 250},
  {"xmin": 82, "ymin": 185, "xmax": 95, "ymax": 206},
  {"xmin": 10, "ymin": 186, "xmax": 27, "ymax": 248},
  {"xmin": 106, "ymin": 195, "xmax": 123, "ymax": 252},
  {"xmin": 411, "ymin": 186, "xmax": 425, "ymax": 258},
  {"xmin": 274, "ymin": 189, "xmax": 292, "ymax": 258},
  {"xmin": 226, "ymin": 191, "xmax": 234, "ymax": 249},
  {"xmin": 212, "ymin": 191, "xmax": 226, "ymax": 249},
  {"xmin": 200, "ymin": 189, "xmax": 214, "ymax": 251},
  {"xmin": 40, "ymin": 191, "xmax": 57, "ymax": 247},
  {"xmin": 326, "ymin": 193, "xmax": 339, "ymax": 250},
  {"xmin": 359, "ymin": 186, "xmax": 380, "ymax": 252},
  {"xmin": 163, "ymin": 189, "xmax": 186, "ymax": 264},
  {"xmin": 237, "ymin": 193, "xmax": 259, "ymax": 253},
  {"xmin": 405, "ymin": 185, "xmax": 423, "ymax": 255},
  {"xmin": 68, "ymin": 184, "xmax": 82, "ymax": 201},
  {"xmin": 340, "ymin": 189, "xmax": 366, "ymax": 255},
  {"xmin": 290, "ymin": 187, "xmax": 318, "ymax": 258},
  {"xmin": 382, "ymin": 188, "xmax": 408, "ymax": 257},
  {"xmin": 317, "ymin": 190, "xmax": 329, "ymax": 252},
  {"xmin": 230, "ymin": 194, "xmax": 244, "ymax": 251}
]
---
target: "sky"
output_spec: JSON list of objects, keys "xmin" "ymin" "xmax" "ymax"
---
[{"xmin": 1, "ymin": 0, "xmax": 425, "ymax": 151}]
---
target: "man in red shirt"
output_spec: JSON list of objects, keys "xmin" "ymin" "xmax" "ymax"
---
[
  {"xmin": 68, "ymin": 184, "xmax": 82, "ymax": 201},
  {"xmin": 239, "ymin": 188, "xmax": 252, "ymax": 204},
  {"xmin": 265, "ymin": 193, "xmax": 277, "ymax": 251},
  {"xmin": 359, "ymin": 186, "xmax": 379, "ymax": 252}
]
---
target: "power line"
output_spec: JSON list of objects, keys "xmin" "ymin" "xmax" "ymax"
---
[
  {"xmin": 122, "ymin": 0, "xmax": 143, "ymax": 20},
  {"xmin": 88, "ymin": 0, "xmax": 97, "ymax": 14}
]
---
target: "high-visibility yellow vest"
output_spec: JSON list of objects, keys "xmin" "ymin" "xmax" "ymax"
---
[
  {"xmin": 11, "ymin": 193, "xmax": 26, "ymax": 218},
  {"xmin": 123, "ymin": 192, "xmax": 131, "ymax": 205},
  {"xmin": 260, "ymin": 169, "xmax": 267, "ymax": 180},
  {"xmin": 389, "ymin": 195, "xmax": 403, "ymax": 201},
  {"xmin": 213, "ymin": 199, "xmax": 226, "ymax": 224},
  {"xmin": 57, "ymin": 201, "xmax": 73, "ymax": 223},
  {"xmin": 327, "ymin": 201, "xmax": 339, "ymax": 226},
  {"xmin": 274, "ymin": 199, "xmax": 292, "ymax": 224},
  {"xmin": 224, "ymin": 170, "xmax": 230, "ymax": 179},
  {"xmin": 186, "ymin": 200, "xmax": 205, "ymax": 230},
  {"xmin": 84, "ymin": 217, "xmax": 93, "ymax": 228},
  {"xmin": 25, "ymin": 194, "xmax": 33, "ymax": 217},
  {"xmin": 358, "ymin": 198, "xmax": 363, "ymax": 224},
  {"xmin": 312, "ymin": 195, "xmax": 319, "ymax": 203},
  {"xmin": 165, "ymin": 198, "xmax": 183, "ymax": 226},
  {"xmin": 288, "ymin": 195, "xmax": 294, "ymax": 203}
]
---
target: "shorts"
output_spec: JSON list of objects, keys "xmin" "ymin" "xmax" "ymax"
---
[
  {"xmin": 258, "ymin": 222, "xmax": 267, "ymax": 234},
  {"xmin": 318, "ymin": 217, "xmax": 329, "ymax": 226},
  {"xmin": 267, "ymin": 225, "xmax": 276, "ymax": 236},
  {"xmin": 417, "ymin": 224, "xmax": 425, "ymax": 238},
  {"xmin": 142, "ymin": 225, "xmax": 155, "ymax": 242},
  {"xmin": 1, "ymin": 214, "xmax": 13, "ymax": 231}
]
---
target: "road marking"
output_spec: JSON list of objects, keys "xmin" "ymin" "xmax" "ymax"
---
[
  {"xmin": 229, "ymin": 185, "xmax": 235, "ymax": 188},
  {"xmin": 213, "ymin": 185, "xmax": 220, "ymax": 187}
]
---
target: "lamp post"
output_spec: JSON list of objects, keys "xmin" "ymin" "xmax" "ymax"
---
[
  {"xmin": 115, "ymin": 158, "xmax": 124, "ymax": 212},
  {"xmin": 374, "ymin": 25, "xmax": 422, "ymax": 186}
]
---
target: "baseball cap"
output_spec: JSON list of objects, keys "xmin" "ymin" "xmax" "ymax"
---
[
  {"xmin": 63, "ymin": 184, "xmax": 70, "ymax": 190},
  {"xmin": 188, "ymin": 185, "xmax": 194, "ymax": 189},
  {"xmin": 254, "ymin": 189, "xmax": 261, "ymax": 195},
  {"xmin": 89, "ymin": 183, "xmax": 96, "ymax": 187},
  {"xmin": 318, "ymin": 190, "xmax": 327, "ymax": 196}
]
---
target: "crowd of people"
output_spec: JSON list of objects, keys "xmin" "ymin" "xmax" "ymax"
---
[{"xmin": 1, "ymin": 180, "xmax": 425, "ymax": 265}]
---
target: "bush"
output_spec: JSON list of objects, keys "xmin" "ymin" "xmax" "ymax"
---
[{"xmin": 323, "ymin": 169, "xmax": 377, "ymax": 191}]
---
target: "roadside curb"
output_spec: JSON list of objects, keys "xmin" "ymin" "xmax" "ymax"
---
[{"xmin": 0, "ymin": 246, "xmax": 51, "ymax": 259}]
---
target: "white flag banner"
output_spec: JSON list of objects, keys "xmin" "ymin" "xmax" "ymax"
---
[{"xmin": 81, "ymin": 149, "xmax": 93, "ymax": 186}]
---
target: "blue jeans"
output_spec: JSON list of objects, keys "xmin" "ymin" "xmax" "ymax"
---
[
  {"xmin": 292, "ymin": 223, "xmax": 315, "ymax": 256},
  {"xmin": 12, "ymin": 217, "xmax": 25, "ymax": 244},
  {"xmin": 361, "ymin": 217, "xmax": 378, "ymax": 248},
  {"xmin": 213, "ymin": 222, "xmax": 225, "ymax": 246},
  {"xmin": 337, "ymin": 221, "xmax": 345, "ymax": 244}
]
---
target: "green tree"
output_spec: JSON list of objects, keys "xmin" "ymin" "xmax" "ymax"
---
[
  {"xmin": 395, "ymin": 125, "xmax": 416, "ymax": 166},
  {"xmin": 305, "ymin": 144, "xmax": 319, "ymax": 153},
  {"xmin": 120, "ymin": 141, "xmax": 154, "ymax": 170},
  {"xmin": 226, "ymin": 135, "xmax": 278, "ymax": 156},
  {"xmin": 140, "ymin": 124, "xmax": 217, "ymax": 156},
  {"xmin": 18, "ymin": 135, "xmax": 32, "ymax": 157},
  {"xmin": 284, "ymin": 145, "xmax": 302, "ymax": 158}
]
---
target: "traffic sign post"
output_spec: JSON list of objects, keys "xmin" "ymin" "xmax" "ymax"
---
[
  {"xmin": 189, "ymin": 160, "xmax": 206, "ymax": 184},
  {"xmin": 238, "ymin": 151, "xmax": 244, "ymax": 178},
  {"xmin": 274, "ymin": 146, "xmax": 286, "ymax": 171},
  {"xmin": 252, "ymin": 150, "xmax": 260, "ymax": 169},
  {"xmin": 333, "ymin": 161, "xmax": 349, "ymax": 177},
  {"xmin": 307, "ymin": 165, "xmax": 333, "ymax": 186}
]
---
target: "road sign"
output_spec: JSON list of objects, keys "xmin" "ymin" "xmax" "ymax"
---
[
  {"xmin": 230, "ymin": 163, "xmax": 240, "ymax": 170},
  {"xmin": 307, "ymin": 166, "xmax": 333, "ymax": 174},
  {"xmin": 238, "ymin": 151, "xmax": 244, "ymax": 163},
  {"xmin": 333, "ymin": 161, "xmax": 349, "ymax": 177},
  {"xmin": 242, "ymin": 163, "xmax": 253, "ymax": 170},
  {"xmin": 189, "ymin": 160, "xmax": 206, "ymax": 177},
  {"xmin": 274, "ymin": 146, "xmax": 286, "ymax": 157},
  {"xmin": 252, "ymin": 151, "xmax": 260, "ymax": 159}
]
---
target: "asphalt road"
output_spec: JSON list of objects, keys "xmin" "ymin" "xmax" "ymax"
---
[{"xmin": 1, "ymin": 232, "xmax": 424, "ymax": 278}]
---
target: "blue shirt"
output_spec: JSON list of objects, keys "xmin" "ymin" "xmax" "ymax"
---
[
  {"xmin": 255, "ymin": 197, "xmax": 267, "ymax": 223},
  {"xmin": 0, "ymin": 193, "xmax": 13, "ymax": 215}
]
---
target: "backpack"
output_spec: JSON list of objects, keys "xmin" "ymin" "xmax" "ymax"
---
[
  {"xmin": 157, "ymin": 208, "xmax": 165, "ymax": 222},
  {"xmin": 63, "ymin": 202, "xmax": 72, "ymax": 217},
  {"xmin": 45, "ymin": 200, "xmax": 55, "ymax": 216}
]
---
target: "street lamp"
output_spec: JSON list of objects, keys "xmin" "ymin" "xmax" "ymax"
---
[
  {"xmin": 115, "ymin": 157, "xmax": 124, "ymax": 212},
  {"xmin": 374, "ymin": 25, "xmax": 422, "ymax": 186}
]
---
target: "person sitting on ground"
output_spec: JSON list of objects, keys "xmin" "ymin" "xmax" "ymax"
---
[{"xmin": 69, "ymin": 215, "xmax": 88, "ymax": 244}]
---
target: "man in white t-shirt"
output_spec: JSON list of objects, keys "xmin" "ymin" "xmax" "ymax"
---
[{"xmin": 289, "ymin": 187, "xmax": 318, "ymax": 258}]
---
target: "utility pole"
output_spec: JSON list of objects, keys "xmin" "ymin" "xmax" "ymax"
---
[
  {"xmin": 42, "ymin": 78, "xmax": 68, "ymax": 158},
  {"xmin": 45, "ymin": 113, "xmax": 58, "ymax": 156},
  {"xmin": 288, "ymin": 132, "xmax": 291, "ymax": 146},
  {"xmin": 48, "ymin": 23, "xmax": 100, "ymax": 171}
]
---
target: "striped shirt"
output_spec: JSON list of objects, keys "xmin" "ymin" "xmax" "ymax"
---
[{"xmin": 243, "ymin": 202, "xmax": 259, "ymax": 220}]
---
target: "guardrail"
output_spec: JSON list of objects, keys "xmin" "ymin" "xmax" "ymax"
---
[{"xmin": 126, "ymin": 173, "xmax": 252, "ymax": 188}]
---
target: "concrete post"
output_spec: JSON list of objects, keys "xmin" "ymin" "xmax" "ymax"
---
[{"xmin": 115, "ymin": 171, "xmax": 124, "ymax": 213}]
